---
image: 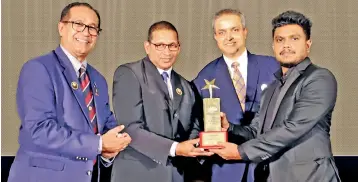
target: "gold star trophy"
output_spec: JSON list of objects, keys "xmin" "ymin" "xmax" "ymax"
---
[{"xmin": 199, "ymin": 79, "xmax": 228, "ymax": 149}]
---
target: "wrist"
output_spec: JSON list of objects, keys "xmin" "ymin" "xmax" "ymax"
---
[{"xmin": 175, "ymin": 142, "xmax": 182, "ymax": 156}]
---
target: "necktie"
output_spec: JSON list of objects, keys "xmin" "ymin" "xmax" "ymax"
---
[
  {"xmin": 79, "ymin": 65, "xmax": 98, "ymax": 134},
  {"xmin": 161, "ymin": 72, "xmax": 173, "ymax": 99},
  {"xmin": 231, "ymin": 62, "xmax": 246, "ymax": 111}
]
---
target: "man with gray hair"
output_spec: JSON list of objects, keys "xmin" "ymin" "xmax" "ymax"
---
[{"xmin": 193, "ymin": 9, "xmax": 279, "ymax": 182}]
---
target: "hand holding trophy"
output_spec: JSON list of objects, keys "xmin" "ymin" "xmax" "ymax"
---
[{"xmin": 199, "ymin": 79, "xmax": 228, "ymax": 149}]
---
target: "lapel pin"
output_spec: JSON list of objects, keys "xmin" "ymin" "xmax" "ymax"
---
[
  {"xmin": 176, "ymin": 88, "xmax": 182, "ymax": 96},
  {"xmin": 261, "ymin": 84, "xmax": 268, "ymax": 91},
  {"xmin": 71, "ymin": 82, "xmax": 78, "ymax": 90},
  {"xmin": 94, "ymin": 83, "xmax": 99, "ymax": 96},
  {"xmin": 95, "ymin": 88, "xmax": 99, "ymax": 96}
]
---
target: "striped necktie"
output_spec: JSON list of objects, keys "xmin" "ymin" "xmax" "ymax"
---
[
  {"xmin": 231, "ymin": 62, "xmax": 246, "ymax": 111},
  {"xmin": 79, "ymin": 65, "xmax": 98, "ymax": 134},
  {"xmin": 161, "ymin": 71, "xmax": 173, "ymax": 99}
]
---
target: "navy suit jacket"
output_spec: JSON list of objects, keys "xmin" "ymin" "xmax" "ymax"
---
[
  {"xmin": 8, "ymin": 47, "xmax": 117, "ymax": 182},
  {"xmin": 193, "ymin": 52, "xmax": 279, "ymax": 182}
]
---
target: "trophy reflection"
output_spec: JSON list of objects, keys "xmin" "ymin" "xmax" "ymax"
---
[{"xmin": 199, "ymin": 79, "xmax": 227, "ymax": 149}]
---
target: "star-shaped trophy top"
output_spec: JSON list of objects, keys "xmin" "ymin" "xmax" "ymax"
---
[{"xmin": 201, "ymin": 79, "xmax": 220, "ymax": 98}]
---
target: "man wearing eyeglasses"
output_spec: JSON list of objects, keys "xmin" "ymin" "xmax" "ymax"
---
[
  {"xmin": 111, "ymin": 21, "xmax": 213, "ymax": 182},
  {"xmin": 8, "ymin": 2, "xmax": 131, "ymax": 182}
]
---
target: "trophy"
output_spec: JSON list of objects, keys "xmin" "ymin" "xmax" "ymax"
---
[{"xmin": 199, "ymin": 79, "xmax": 228, "ymax": 149}]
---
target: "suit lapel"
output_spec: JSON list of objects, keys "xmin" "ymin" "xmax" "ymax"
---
[
  {"xmin": 268, "ymin": 58, "xmax": 312, "ymax": 129},
  {"xmin": 171, "ymin": 71, "xmax": 183, "ymax": 113},
  {"xmin": 86, "ymin": 65, "xmax": 100, "ymax": 132},
  {"xmin": 143, "ymin": 57, "xmax": 173, "ymax": 136},
  {"xmin": 143, "ymin": 57, "xmax": 171, "ymax": 106},
  {"xmin": 258, "ymin": 81, "xmax": 278, "ymax": 134},
  {"xmin": 54, "ymin": 47, "xmax": 91, "ymax": 125},
  {"xmin": 170, "ymin": 71, "xmax": 183, "ymax": 133},
  {"xmin": 246, "ymin": 53, "xmax": 259, "ymax": 111}
]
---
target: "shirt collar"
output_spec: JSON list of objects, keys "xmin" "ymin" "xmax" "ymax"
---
[
  {"xmin": 223, "ymin": 49, "xmax": 248, "ymax": 69},
  {"xmin": 157, "ymin": 67, "xmax": 173, "ymax": 79},
  {"xmin": 60, "ymin": 45, "xmax": 88, "ymax": 73}
]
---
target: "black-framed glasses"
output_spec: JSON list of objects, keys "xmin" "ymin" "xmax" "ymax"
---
[
  {"xmin": 149, "ymin": 42, "xmax": 180, "ymax": 51},
  {"xmin": 62, "ymin": 21, "xmax": 102, "ymax": 36}
]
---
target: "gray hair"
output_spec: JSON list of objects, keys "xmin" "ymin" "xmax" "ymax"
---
[{"xmin": 212, "ymin": 9, "xmax": 246, "ymax": 32}]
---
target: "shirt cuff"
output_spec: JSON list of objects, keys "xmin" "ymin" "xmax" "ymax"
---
[
  {"xmin": 98, "ymin": 136, "xmax": 102, "ymax": 153},
  {"xmin": 169, "ymin": 142, "xmax": 179, "ymax": 157},
  {"xmin": 100, "ymin": 155, "xmax": 115, "ymax": 167},
  {"xmin": 238, "ymin": 145, "xmax": 249, "ymax": 161}
]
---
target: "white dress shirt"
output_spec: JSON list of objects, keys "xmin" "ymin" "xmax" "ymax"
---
[
  {"xmin": 223, "ymin": 49, "xmax": 248, "ymax": 87},
  {"xmin": 60, "ymin": 45, "xmax": 88, "ymax": 77},
  {"xmin": 157, "ymin": 67, "xmax": 174, "ymax": 99}
]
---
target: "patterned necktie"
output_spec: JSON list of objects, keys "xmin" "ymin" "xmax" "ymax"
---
[
  {"xmin": 161, "ymin": 72, "xmax": 172, "ymax": 99},
  {"xmin": 79, "ymin": 65, "xmax": 98, "ymax": 134},
  {"xmin": 231, "ymin": 62, "xmax": 246, "ymax": 111}
]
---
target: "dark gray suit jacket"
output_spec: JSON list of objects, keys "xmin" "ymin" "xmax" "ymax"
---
[
  {"xmin": 229, "ymin": 58, "xmax": 341, "ymax": 182},
  {"xmin": 111, "ymin": 57, "xmax": 202, "ymax": 182}
]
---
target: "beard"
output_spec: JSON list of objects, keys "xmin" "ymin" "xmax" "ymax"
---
[
  {"xmin": 278, "ymin": 50, "xmax": 300, "ymax": 68},
  {"xmin": 280, "ymin": 62, "xmax": 297, "ymax": 68}
]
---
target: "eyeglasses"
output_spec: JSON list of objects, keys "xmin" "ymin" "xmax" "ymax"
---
[
  {"xmin": 62, "ymin": 21, "xmax": 102, "ymax": 36},
  {"xmin": 149, "ymin": 42, "xmax": 180, "ymax": 51}
]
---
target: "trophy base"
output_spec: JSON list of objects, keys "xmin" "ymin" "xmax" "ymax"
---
[{"xmin": 199, "ymin": 131, "xmax": 228, "ymax": 149}]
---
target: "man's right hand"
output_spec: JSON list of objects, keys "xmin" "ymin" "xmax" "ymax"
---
[
  {"xmin": 175, "ymin": 138, "xmax": 214, "ymax": 157},
  {"xmin": 220, "ymin": 112, "xmax": 230, "ymax": 131},
  {"xmin": 102, "ymin": 125, "xmax": 131, "ymax": 154}
]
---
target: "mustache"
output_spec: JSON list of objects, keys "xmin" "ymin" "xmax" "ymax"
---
[{"xmin": 280, "ymin": 49, "xmax": 295, "ymax": 55}]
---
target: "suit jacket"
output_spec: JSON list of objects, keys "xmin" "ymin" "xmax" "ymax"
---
[
  {"xmin": 111, "ymin": 57, "xmax": 202, "ymax": 182},
  {"xmin": 8, "ymin": 46, "xmax": 117, "ymax": 182},
  {"xmin": 193, "ymin": 53, "xmax": 279, "ymax": 182},
  {"xmin": 231, "ymin": 58, "xmax": 341, "ymax": 182}
]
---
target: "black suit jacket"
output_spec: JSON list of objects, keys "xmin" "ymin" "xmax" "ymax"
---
[
  {"xmin": 230, "ymin": 58, "xmax": 341, "ymax": 182},
  {"xmin": 111, "ymin": 57, "xmax": 202, "ymax": 182}
]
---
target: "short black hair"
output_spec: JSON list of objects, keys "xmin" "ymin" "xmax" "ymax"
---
[
  {"xmin": 147, "ymin": 21, "xmax": 179, "ymax": 42},
  {"xmin": 60, "ymin": 2, "xmax": 101, "ymax": 29},
  {"xmin": 272, "ymin": 10, "xmax": 312, "ymax": 40}
]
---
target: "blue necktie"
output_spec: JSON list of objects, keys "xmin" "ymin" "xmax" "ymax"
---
[
  {"xmin": 161, "ymin": 72, "xmax": 172, "ymax": 99},
  {"xmin": 161, "ymin": 71, "xmax": 169, "ymax": 84}
]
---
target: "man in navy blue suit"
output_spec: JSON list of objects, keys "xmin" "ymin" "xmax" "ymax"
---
[
  {"xmin": 8, "ymin": 2, "xmax": 131, "ymax": 182},
  {"xmin": 193, "ymin": 9, "xmax": 279, "ymax": 182}
]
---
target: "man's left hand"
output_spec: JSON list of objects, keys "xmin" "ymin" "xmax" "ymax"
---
[{"xmin": 209, "ymin": 142, "xmax": 242, "ymax": 160}]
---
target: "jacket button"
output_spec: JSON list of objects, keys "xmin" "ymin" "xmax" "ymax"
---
[
  {"xmin": 174, "ymin": 113, "xmax": 178, "ymax": 118},
  {"xmin": 87, "ymin": 170, "xmax": 92, "ymax": 176}
]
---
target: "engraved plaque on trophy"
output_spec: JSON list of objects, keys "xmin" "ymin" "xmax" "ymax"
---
[{"xmin": 199, "ymin": 79, "xmax": 228, "ymax": 149}]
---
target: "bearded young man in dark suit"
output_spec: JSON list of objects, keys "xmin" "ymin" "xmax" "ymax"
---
[{"xmin": 210, "ymin": 10, "xmax": 341, "ymax": 182}]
